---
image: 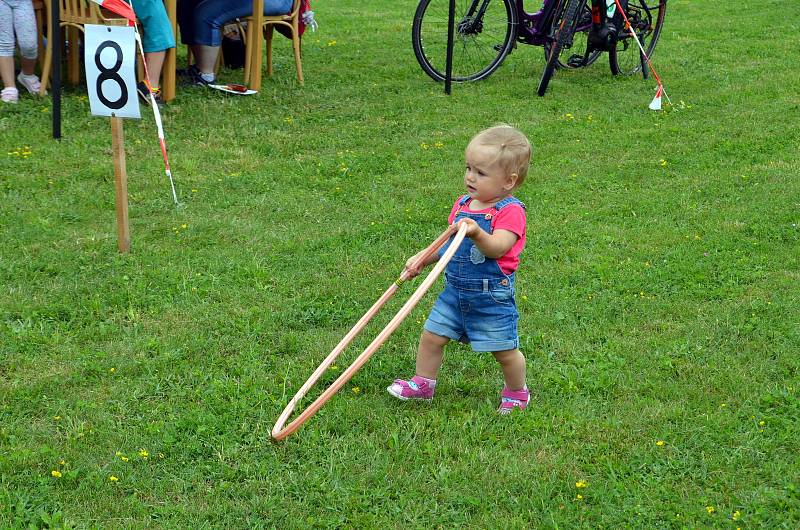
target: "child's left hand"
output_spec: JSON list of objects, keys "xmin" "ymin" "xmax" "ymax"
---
[{"xmin": 455, "ymin": 217, "xmax": 483, "ymax": 239}]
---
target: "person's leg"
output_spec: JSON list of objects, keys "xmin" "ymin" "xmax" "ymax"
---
[
  {"xmin": 0, "ymin": 0, "xmax": 16, "ymax": 89},
  {"xmin": 189, "ymin": 0, "xmax": 293, "ymax": 76},
  {"xmin": 415, "ymin": 330, "xmax": 450, "ymax": 379},
  {"xmin": 132, "ymin": 0, "xmax": 175, "ymax": 87},
  {"xmin": 387, "ymin": 331, "xmax": 449, "ymax": 401},
  {"xmin": 13, "ymin": 0, "xmax": 42, "ymax": 94},
  {"xmin": 493, "ymin": 348, "xmax": 528, "ymax": 414},
  {"xmin": 0, "ymin": 56, "xmax": 14, "ymax": 89},
  {"xmin": 492, "ymin": 348, "xmax": 526, "ymax": 391}
]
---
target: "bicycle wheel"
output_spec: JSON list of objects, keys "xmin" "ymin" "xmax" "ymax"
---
[
  {"xmin": 537, "ymin": 0, "xmax": 583, "ymax": 96},
  {"xmin": 609, "ymin": 0, "xmax": 667, "ymax": 76},
  {"xmin": 543, "ymin": 2, "xmax": 600, "ymax": 69},
  {"xmin": 412, "ymin": 0, "xmax": 517, "ymax": 82}
]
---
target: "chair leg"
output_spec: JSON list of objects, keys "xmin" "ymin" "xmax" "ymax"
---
[
  {"xmin": 67, "ymin": 26, "xmax": 80, "ymax": 86},
  {"xmin": 293, "ymin": 33, "xmax": 303, "ymax": 85},
  {"xmin": 243, "ymin": 23, "xmax": 253, "ymax": 84},
  {"xmin": 265, "ymin": 25, "xmax": 274, "ymax": 78},
  {"xmin": 39, "ymin": 19, "xmax": 53, "ymax": 96}
]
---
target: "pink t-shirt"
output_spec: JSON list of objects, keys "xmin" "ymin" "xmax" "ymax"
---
[{"xmin": 447, "ymin": 197, "xmax": 526, "ymax": 275}]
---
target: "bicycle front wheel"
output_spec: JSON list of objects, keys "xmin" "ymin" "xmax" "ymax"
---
[
  {"xmin": 609, "ymin": 0, "xmax": 667, "ymax": 76},
  {"xmin": 412, "ymin": 0, "xmax": 517, "ymax": 82},
  {"xmin": 537, "ymin": 0, "xmax": 583, "ymax": 96}
]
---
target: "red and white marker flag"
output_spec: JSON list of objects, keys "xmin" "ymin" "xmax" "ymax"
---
[
  {"xmin": 91, "ymin": 0, "xmax": 179, "ymax": 204},
  {"xmin": 649, "ymin": 84, "xmax": 663, "ymax": 111},
  {"xmin": 90, "ymin": 0, "xmax": 136, "ymax": 25},
  {"xmin": 613, "ymin": 0, "xmax": 671, "ymax": 110}
]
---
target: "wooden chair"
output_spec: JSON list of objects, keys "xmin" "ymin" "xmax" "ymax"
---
[
  {"xmin": 39, "ymin": 0, "xmax": 129, "ymax": 96},
  {"xmin": 243, "ymin": 0, "xmax": 304, "ymax": 90}
]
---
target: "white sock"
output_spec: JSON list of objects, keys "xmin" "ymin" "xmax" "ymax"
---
[{"xmin": 199, "ymin": 72, "xmax": 215, "ymax": 82}]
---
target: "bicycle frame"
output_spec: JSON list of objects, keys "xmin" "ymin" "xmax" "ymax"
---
[{"xmin": 513, "ymin": 0, "xmax": 617, "ymax": 47}]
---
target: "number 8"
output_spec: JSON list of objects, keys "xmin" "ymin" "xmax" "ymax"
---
[{"xmin": 95, "ymin": 40, "xmax": 128, "ymax": 110}]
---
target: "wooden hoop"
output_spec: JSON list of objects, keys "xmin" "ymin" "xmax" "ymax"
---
[{"xmin": 271, "ymin": 223, "xmax": 468, "ymax": 441}]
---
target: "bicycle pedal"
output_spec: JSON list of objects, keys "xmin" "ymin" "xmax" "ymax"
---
[{"xmin": 567, "ymin": 54, "xmax": 585, "ymax": 68}]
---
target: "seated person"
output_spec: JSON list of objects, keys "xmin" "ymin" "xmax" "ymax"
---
[{"xmin": 177, "ymin": 0, "xmax": 292, "ymax": 85}]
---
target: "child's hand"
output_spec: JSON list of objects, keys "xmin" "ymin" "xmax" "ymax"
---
[
  {"xmin": 455, "ymin": 217, "xmax": 483, "ymax": 239},
  {"xmin": 404, "ymin": 253, "xmax": 425, "ymax": 278}
]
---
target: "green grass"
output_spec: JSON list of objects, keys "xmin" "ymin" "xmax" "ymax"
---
[{"xmin": 1, "ymin": 0, "xmax": 799, "ymax": 527}]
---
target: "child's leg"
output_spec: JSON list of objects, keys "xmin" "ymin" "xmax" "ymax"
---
[
  {"xmin": 492, "ymin": 348, "xmax": 526, "ymax": 390},
  {"xmin": 415, "ymin": 330, "xmax": 450, "ymax": 379},
  {"xmin": 13, "ymin": 0, "xmax": 37, "ymax": 74},
  {"xmin": 144, "ymin": 51, "xmax": 166, "ymax": 86},
  {"xmin": 0, "ymin": 56, "xmax": 14, "ymax": 89},
  {"xmin": 493, "ymin": 348, "xmax": 529, "ymax": 414},
  {"xmin": 387, "ymin": 331, "xmax": 449, "ymax": 401}
]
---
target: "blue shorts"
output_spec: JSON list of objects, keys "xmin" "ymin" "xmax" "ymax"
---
[
  {"xmin": 132, "ymin": 0, "xmax": 176, "ymax": 53},
  {"xmin": 424, "ymin": 274, "xmax": 519, "ymax": 352}
]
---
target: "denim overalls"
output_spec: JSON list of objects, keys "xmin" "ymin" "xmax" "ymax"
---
[{"xmin": 424, "ymin": 196, "xmax": 526, "ymax": 352}]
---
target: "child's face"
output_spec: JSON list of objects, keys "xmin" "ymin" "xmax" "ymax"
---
[{"xmin": 463, "ymin": 143, "xmax": 517, "ymax": 205}]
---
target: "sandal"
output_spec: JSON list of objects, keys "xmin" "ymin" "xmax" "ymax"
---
[
  {"xmin": 498, "ymin": 386, "xmax": 530, "ymax": 415},
  {"xmin": 387, "ymin": 376, "xmax": 435, "ymax": 401}
]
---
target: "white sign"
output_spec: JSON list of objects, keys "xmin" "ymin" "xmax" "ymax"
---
[{"xmin": 84, "ymin": 24, "xmax": 140, "ymax": 119}]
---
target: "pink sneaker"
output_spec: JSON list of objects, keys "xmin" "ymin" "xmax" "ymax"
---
[
  {"xmin": 387, "ymin": 375, "xmax": 435, "ymax": 401},
  {"xmin": 498, "ymin": 386, "xmax": 530, "ymax": 415}
]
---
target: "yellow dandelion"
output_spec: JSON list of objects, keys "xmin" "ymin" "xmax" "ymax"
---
[
  {"xmin": 719, "ymin": 403, "xmax": 726, "ymax": 408},
  {"xmin": 706, "ymin": 506, "xmax": 715, "ymax": 514},
  {"xmin": 575, "ymin": 481, "xmax": 588, "ymax": 488},
  {"xmin": 759, "ymin": 420, "xmax": 765, "ymax": 426},
  {"xmin": 656, "ymin": 440, "xmax": 665, "ymax": 446},
  {"xmin": 181, "ymin": 224, "xmax": 188, "ymax": 229},
  {"xmin": 51, "ymin": 470, "xmax": 62, "ymax": 478},
  {"xmin": 327, "ymin": 40, "xmax": 337, "ymax": 46},
  {"xmin": 732, "ymin": 510, "xmax": 741, "ymax": 521},
  {"xmin": 139, "ymin": 449, "xmax": 149, "ymax": 458},
  {"xmin": 420, "ymin": 143, "xmax": 429, "ymax": 150},
  {"xmin": 59, "ymin": 459, "xmax": 66, "ymax": 465},
  {"xmin": 54, "ymin": 415, "xmax": 61, "ymax": 421},
  {"xmin": 575, "ymin": 494, "xmax": 583, "ymax": 500},
  {"xmin": 109, "ymin": 367, "xmax": 116, "ymax": 373},
  {"xmin": 109, "ymin": 475, "xmax": 119, "ymax": 482},
  {"xmin": 659, "ymin": 159, "xmax": 668, "ymax": 166},
  {"xmin": 352, "ymin": 387, "xmax": 361, "ymax": 394},
  {"xmin": 121, "ymin": 456, "xmax": 129, "ymax": 462}
]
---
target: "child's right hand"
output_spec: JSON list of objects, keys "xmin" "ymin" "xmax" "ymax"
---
[{"xmin": 404, "ymin": 253, "xmax": 425, "ymax": 278}]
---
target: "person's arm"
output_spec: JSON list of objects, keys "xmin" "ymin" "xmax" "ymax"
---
[
  {"xmin": 457, "ymin": 218, "xmax": 518, "ymax": 258},
  {"xmin": 404, "ymin": 249, "xmax": 440, "ymax": 278}
]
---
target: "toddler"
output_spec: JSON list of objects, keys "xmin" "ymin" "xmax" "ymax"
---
[
  {"xmin": 388, "ymin": 125, "xmax": 532, "ymax": 414},
  {"xmin": 0, "ymin": 0, "xmax": 43, "ymax": 103}
]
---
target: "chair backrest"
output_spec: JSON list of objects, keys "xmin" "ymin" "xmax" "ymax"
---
[{"xmin": 59, "ymin": 0, "xmax": 127, "ymax": 26}]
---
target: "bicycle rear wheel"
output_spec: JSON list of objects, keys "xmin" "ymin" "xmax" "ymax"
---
[
  {"xmin": 543, "ymin": 2, "xmax": 600, "ymax": 69},
  {"xmin": 537, "ymin": 0, "xmax": 583, "ymax": 96},
  {"xmin": 412, "ymin": 0, "xmax": 517, "ymax": 82},
  {"xmin": 609, "ymin": 0, "xmax": 667, "ymax": 75}
]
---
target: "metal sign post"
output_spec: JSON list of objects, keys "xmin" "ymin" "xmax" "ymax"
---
[{"xmin": 445, "ymin": 0, "xmax": 455, "ymax": 94}]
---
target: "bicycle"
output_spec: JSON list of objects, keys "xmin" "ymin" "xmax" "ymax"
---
[{"xmin": 411, "ymin": 0, "xmax": 667, "ymax": 95}]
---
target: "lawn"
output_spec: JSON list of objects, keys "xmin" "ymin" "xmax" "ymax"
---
[{"xmin": 1, "ymin": 0, "xmax": 798, "ymax": 527}]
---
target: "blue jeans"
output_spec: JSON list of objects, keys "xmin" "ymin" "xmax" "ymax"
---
[{"xmin": 177, "ymin": 0, "xmax": 293, "ymax": 47}]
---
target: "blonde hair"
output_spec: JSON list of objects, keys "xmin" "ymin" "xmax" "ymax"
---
[{"xmin": 467, "ymin": 124, "xmax": 532, "ymax": 188}]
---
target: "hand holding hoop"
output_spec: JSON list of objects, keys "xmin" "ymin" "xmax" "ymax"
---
[{"xmin": 271, "ymin": 223, "xmax": 468, "ymax": 441}]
